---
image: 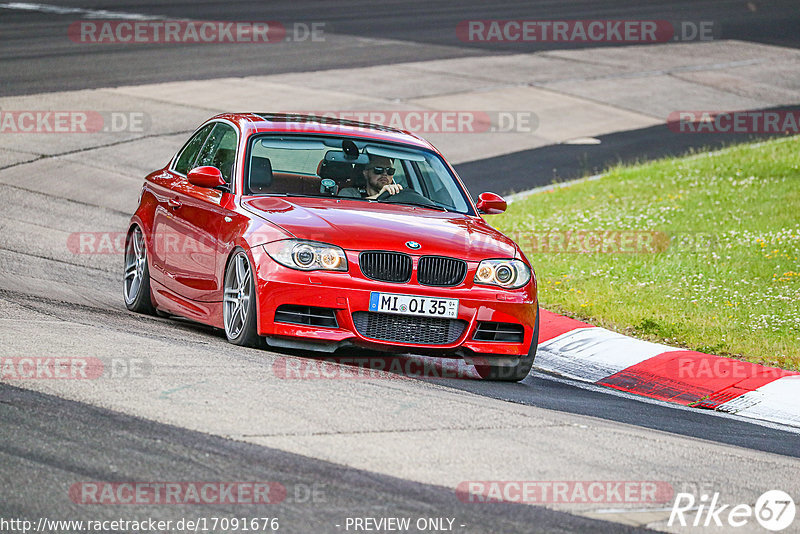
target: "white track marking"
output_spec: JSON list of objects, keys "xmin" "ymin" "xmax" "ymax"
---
[
  {"xmin": 537, "ymin": 327, "xmax": 677, "ymax": 382},
  {"xmin": 533, "ymin": 371, "xmax": 800, "ymax": 435},
  {"xmin": 716, "ymin": 376, "xmax": 800, "ymax": 427},
  {"xmin": 0, "ymin": 2, "xmax": 163, "ymax": 20}
]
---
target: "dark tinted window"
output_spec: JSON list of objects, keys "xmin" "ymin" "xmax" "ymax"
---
[
  {"xmin": 196, "ymin": 123, "xmax": 238, "ymax": 184},
  {"xmin": 174, "ymin": 124, "xmax": 213, "ymax": 175}
]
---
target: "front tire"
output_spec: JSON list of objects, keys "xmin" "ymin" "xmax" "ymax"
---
[
  {"xmin": 123, "ymin": 225, "xmax": 156, "ymax": 315},
  {"xmin": 474, "ymin": 305, "xmax": 539, "ymax": 382},
  {"xmin": 223, "ymin": 249, "xmax": 261, "ymax": 347}
]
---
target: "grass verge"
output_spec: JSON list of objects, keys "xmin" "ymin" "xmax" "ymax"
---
[{"xmin": 492, "ymin": 136, "xmax": 800, "ymax": 370}]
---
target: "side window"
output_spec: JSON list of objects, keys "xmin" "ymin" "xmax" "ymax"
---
[
  {"xmin": 174, "ymin": 124, "xmax": 213, "ymax": 175},
  {"xmin": 196, "ymin": 123, "xmax": 238, "ymax": 184}
]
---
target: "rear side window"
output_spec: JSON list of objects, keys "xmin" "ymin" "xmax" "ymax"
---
[{"xmin": 173, "ymin": 124, "xmax": 213, "ymax": 175}]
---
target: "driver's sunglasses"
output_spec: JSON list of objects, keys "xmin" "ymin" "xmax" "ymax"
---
[{"xmin": 369, "ymin": 166, "xmax": 396, "ymax": 175}]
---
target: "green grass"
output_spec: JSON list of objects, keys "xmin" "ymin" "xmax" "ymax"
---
[{"xmin": 492, "ymin": 136, "xmax": 800, "ymax": 370}]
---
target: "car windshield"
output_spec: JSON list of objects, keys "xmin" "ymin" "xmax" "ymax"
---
[{"xmin": 245, "ymin": 135, "xmax": 473, "ymax": 214}]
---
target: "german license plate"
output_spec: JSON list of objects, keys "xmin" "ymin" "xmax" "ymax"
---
[{"xmin": 369, "ymin": 292, "xmax": 459, "ymax": 319}]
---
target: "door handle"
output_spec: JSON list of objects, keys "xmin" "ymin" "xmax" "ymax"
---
[{"xmin": 167, "ymin": 198, "xmax": 182, "ymax": 209}]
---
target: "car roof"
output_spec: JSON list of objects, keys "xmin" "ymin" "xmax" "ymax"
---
[{"xmin": 209, "ymin": 113, "xmax": 435, "ymax": 150}]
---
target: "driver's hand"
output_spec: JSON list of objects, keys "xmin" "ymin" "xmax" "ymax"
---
[{"xmin": 379, "ymin": 183, "xmax": 403, "ymax": 196}]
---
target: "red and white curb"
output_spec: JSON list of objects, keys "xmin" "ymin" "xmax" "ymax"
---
[{"xmin": 534, "ymin": 310, "xmax": 800, "ymax": 429}]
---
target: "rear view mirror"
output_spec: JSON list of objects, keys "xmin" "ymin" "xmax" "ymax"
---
[
  {"xmin": 476, "ymin": 192, "xmax": 507, "ymax": 214},
  {"xmin": 325, "ymin": 150, "xmax": 369, "ymax": 165},
  {"xmin": 187, "ymin": 166, "xmax": 226, "ymax": 189}
]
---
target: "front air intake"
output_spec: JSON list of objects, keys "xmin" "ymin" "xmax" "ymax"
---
[
  {"xmin": 275, "ymin": 305, "xmax": 338, "ymax": 328},
  {"xmin": 352, "ymin": 312, "xmax": 467, "ymax": 345},
  {"xmin": 473, "ymin": 321, "xmax": 525, "ymax": 343}
]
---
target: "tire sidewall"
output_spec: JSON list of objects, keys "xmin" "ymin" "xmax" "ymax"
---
[
  {"xmin": 224, "ymin": 248, "xmax": 260, "ymax": 347},
  {"xmin": 124, "ymin": 225, "xmax": 155, "ymax": 314}
]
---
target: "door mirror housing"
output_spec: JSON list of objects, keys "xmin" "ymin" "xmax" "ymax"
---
[
  {"xmin": 187, "ymin": 166, "xmax": 226, "ymax": 189},
  {"xmin": 476, "ymin": 192, "xmax": 507, "ymax": 214}
]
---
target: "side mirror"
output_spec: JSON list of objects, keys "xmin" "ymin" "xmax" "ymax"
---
[
  {"xmin": 187, "ymin": 166, "xmax": 226, "ymax": 189},
  {"xmin": 476, "ymin": 192, "xmax": 507, "ymax": 214}
]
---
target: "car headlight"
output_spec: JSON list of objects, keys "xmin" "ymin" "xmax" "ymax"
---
[
  {"xmin": 474, "ymin": 259, "xmax": 531, "ymax": 289},
  {"xmin": 264, "ymin": 239, "xmax": 348, "ymax": 271}
]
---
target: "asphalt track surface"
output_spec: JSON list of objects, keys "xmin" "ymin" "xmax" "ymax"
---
[
  {"xmin": 4, "ymin": 0, "xmax": 799, "ymax": 195},
  {"xmin": 0, "ymin": 385, "xmax": 637, "ymax": 534},
  {"xmin": 2, "ymin": 0, "xmax": 800, "ymax": 96},
  {"xmin": 456, "ymin": 114, "xmax": 800, "ymax": 195},
  {"xmin": 2, "ymin": 2, "xmax": 800, "ymax": 533}
]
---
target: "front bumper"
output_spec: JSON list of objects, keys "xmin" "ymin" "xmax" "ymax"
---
[{"xmin": 250, "ymin": 246, "xmax": 538, "ymax": 357}]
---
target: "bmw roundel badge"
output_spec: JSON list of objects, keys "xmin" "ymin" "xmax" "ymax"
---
[{"xmin": 406, "ymin": 241, "xmax": 421, "ymax": 250}]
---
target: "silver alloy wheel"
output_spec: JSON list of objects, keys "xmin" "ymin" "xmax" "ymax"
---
[
  {"xmin": 224, "ymin": 252, "xmax": 252, "ymax": 339},
  {"xmin": 123, "ymin": 226, "xmax": 146, "ymax": 305}
]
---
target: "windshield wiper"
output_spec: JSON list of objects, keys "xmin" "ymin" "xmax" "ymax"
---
[
  {"xmin": 258, "ymin": 193, "xmax": 325, "ymax": 198},
  {"xmin": 381, "ymin": 200, "xmax": 449, "ymax": 212}
]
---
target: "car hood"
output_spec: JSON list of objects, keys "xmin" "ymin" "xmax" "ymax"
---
[{"xmin": 243, "ymin": 197, "xmax": 518, "ymax": 260}]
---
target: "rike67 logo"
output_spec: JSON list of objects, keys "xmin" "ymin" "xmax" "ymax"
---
[{"xmin": 669, "ymin": 490, "xmax": 796, "ymax": 531}]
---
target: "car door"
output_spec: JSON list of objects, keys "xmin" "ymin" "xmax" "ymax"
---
[
  {"xmin": 151, "ymin": 123, "xmax": 214, "ymax": 281},
  {"xmin": 161, "ymin": 122, "xmax": 238, "ymax": 302}
]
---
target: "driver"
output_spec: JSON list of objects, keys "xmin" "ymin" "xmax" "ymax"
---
[{"xmin": 339, "ymin": 156, "xmax": 403, "ymax": 199}]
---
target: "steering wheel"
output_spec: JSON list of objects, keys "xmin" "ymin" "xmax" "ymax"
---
[{"xmin": 375, "ymin": 188, "xmax": 436, "ymax": 206}]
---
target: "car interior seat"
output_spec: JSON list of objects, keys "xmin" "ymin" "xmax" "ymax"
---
[
  {"xmin": 317, "ymin": 159, "xmax": 359, "ymax": 192},
  {"xmin": 249, "ymin": 156, "xmax": 273, "ymax": 194}
]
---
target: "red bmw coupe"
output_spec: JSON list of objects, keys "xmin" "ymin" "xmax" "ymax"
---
[{"xmin": 124, "ymin": 113, "xmax": 538, "ymax": 381}]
